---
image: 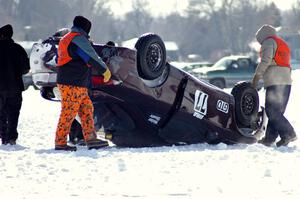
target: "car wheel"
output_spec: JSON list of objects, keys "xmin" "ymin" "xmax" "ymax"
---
[
  {"xmin": 231, "ymin": 81, "xmax": 259, "ymax": 128},
  {"xmin": 210, "ymin": 79, "xmax": 225, "ymax": 89},
  {"xmin": 135, "ymin": 33, "xmax": 167, "ymax": 80}
]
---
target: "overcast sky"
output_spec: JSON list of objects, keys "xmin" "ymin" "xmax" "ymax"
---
[
  {"xmin": 268, "ymin": 0, "xmax": 297, "ymax": 10},
  {"xmin": 107, "ymin": 0, "xmax": 296, "ymax": 17},
  {"xmin": 106, "ymin": 0, "xmax": 187, "ymax": 17}
]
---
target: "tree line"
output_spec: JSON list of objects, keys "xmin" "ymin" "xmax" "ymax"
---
[{"xmin": 1, "ymin": 0, "xmax": 300, "ymax": 62}]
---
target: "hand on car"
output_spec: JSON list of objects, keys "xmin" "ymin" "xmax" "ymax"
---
[{"xmin": 103, "ymin": 68, "xmax": 111, "ymax": 83}]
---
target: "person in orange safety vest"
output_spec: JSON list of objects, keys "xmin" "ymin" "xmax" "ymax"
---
[
  {"xmin": 252, "ymin": 24, "xmax": 297, "ymax": 147},
  {"xmin": 54, "ymin": 15, "xmax": 111, "ymax": 151}
]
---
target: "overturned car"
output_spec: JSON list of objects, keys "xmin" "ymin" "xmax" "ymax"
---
[{"xmin": 30, "ymin": 32, "xmax": 266, "ymax": 147}]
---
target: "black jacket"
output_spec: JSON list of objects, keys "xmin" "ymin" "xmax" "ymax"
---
[
  {"xmin": 0, "ymin": 38, "xmax": 30, "ymax": 92},
  {"xmin": 57, "ymin": 27, "xmax": 107, "ymax": 88}
]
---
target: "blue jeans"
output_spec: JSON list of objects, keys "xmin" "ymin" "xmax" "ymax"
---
[{"xmin": 265, "ymin": 85, "xmax": 295, "ymax": 141}]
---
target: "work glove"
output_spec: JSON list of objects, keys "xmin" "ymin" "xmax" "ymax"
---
[
  {"xmin": 103, "ymin": 68, "xmax": 111, "ymax": 83},
  {"xmin": 251, "ymin": 74, "xmax": 260, "ymax": 89}
]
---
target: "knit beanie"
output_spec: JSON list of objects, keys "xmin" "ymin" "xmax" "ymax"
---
[{"xmin": 73, "ymin": 16, "xmax": 91, "ymax": 34}]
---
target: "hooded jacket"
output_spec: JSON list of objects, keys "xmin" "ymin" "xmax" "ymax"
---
[
  {"xmin": 255, "ymin": 24, "xmax": 292, "ymax": 88},
  {"xmin": 0, "ymin": 24, "xmax": 30, "ymax": 93}
]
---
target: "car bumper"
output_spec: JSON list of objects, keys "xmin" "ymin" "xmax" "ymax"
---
[{"xmin": 32, "ymin": 73, "xmax": 57, "ymax": 87}]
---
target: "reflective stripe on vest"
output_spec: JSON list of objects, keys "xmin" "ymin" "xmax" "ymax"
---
[
  {"xmin": 260, "ymin": 35, "xmax": 291, "ymax": 68},
  {"xmin": 57, "ymin": 32, "xmax": 81, "ymax": 66}
]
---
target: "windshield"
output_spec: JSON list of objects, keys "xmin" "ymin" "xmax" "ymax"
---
[{"xmin": 212, "ymin": 57, "xmax": 234, "ymax": 69}]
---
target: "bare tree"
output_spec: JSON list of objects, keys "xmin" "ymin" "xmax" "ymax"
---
[
  {"xmin": 282, "ymin": 0, "xmax": 300, "ymax": 29},
  {"xmin": 0, "ymin": 0, "xmax": 286, "ymax": 61},
  {"xmin": 120, "ymin": 0, "xmax": 153, "ymax": 39}
]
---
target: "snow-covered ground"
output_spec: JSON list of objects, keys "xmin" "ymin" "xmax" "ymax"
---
[{"xmin": 1, "ymin": 71, "xmax": 300, "ymax": 199}]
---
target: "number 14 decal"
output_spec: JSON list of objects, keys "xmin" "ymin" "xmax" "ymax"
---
[{"xmin": 194, "ymin": 90, "xmax": 208, "ymax": 116}]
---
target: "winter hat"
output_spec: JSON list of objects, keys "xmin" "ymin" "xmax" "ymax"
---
[
  {"xmin": 73, "ymin": 16, "xmax": 91, "ymax": 34},
  {"xmin": 0, "ymin": 24, "xmax": 13, "ymax": 38},
  {"xmin": 106, "ymin": 41, "xmax": 115, "ymax": 46}
]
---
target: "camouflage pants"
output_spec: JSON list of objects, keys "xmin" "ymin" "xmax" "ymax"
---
[{"xmin": 55, "ymin": 84, "xmax": 96, "ymax": 146}]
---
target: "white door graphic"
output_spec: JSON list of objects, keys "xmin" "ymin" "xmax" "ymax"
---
[{"xmin": 194, "ymin": 90, "xmax": 208, "ymax": 119}]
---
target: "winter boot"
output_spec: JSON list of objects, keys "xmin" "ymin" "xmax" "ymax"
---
[
  {"xmin": 9, "ymin": 140, "xmax": 16, "ymax": 145},
  {"xmin": 258, "ymin": 137, "xmax": 276, "ymax": 147},
  {"xmin": 1, "ymin": 139, "xmax": 8, "ymax": 145},
  {"xmin": 86, "ymin": 138, "xmax": 108, "ymax": 150},
  {"xmin": 276, "ymin": 134, "xmax": 297, "ymax": 147},
  {"xmin": 55, "ymin": 144, "xmax": 77, "ymax": 151}
]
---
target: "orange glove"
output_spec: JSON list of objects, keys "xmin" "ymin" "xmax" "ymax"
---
[{"xmin": 103, "ymin": 68, "xmax": 111, "ymax": 83}]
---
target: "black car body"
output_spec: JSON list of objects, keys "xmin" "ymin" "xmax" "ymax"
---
[{"xmin": 30, "ymin": 33, "xmax": 265, "ymax": 147}]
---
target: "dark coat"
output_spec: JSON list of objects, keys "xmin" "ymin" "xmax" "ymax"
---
[
  {"xmin": 56, "ymin": 27, "xmax": 107, "ymax": 88},
  {"xmin": 0, "ymin": 38, "xmax": 30, "ymax": 92}
]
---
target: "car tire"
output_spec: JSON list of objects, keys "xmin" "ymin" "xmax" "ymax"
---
[
  {"xmin": 210, "ymin": 78, "xmax": 225, "ymax": 89},
  {"xmin": 231, "ymin": 81, "xmax": 259, "ymax": 128},
  {"xmin": 135, "ymin": 33, "xmax": 167, "ymax": 80}
]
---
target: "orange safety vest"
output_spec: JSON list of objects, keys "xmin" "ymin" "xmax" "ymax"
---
[
  {"xmin": 260, "ymin": 35, "xmax": 291, "ymax": 68},
  {"xmin": 57, "ymin": 32, "xmax": 81, "ymax": 66}
]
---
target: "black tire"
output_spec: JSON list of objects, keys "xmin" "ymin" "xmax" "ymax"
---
[
  {"xmin": 135, "ymin": 33, "xmax": 167, "ymax": 80},
  {"xmin": 231, "ymin": 81, "xmax": 259, "ymax": 128},
  {"xmin": 210, "ymin": 78, "xmax": 225, "ymax": 89}
]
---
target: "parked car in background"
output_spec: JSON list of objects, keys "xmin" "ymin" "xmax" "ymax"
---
[
  {"xmin": 172, "ymin": 61, "xmax": 213, "ymax": 72},
  {"xmin": 192, "ymin": 55, "xmax": 258, "ymax": 89},
  {"xmin": 181, "ymin": 62, "xmax": 213, "ymax": 72}
]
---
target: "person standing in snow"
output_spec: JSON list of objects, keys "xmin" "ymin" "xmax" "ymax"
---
[
  {"xmin": 252, "ymin": 24, "xmax": 297, "ymax": 147},
  {"xmin": 0, "ymin": 24, "xmax": 30, "ymax": 145},
  {"xmin": 55, "ymin": 15, "xmax": 111, "ymax": 151}
]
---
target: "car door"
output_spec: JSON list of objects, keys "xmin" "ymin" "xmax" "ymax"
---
[{"xmin": 237, "ymin": 58, "xmax": 255, "ymax": 82}]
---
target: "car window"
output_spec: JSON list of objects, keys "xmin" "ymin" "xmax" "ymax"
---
[
  {"xmin": 213, "ymin": 58, "xmax": 233, "ymax": 69},
  {"xmin": 230, "ymin": 61, "xmax": 238, "ymax": 69},
  {"xmin": 237, "ymin": 59, "xmax": 250, "ymax": 69}
]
